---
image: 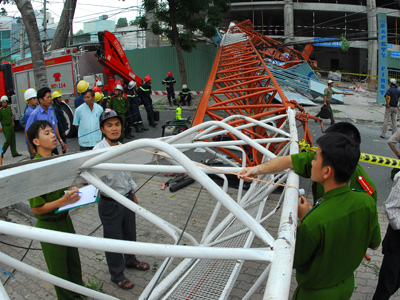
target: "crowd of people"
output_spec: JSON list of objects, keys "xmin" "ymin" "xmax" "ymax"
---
[{"xmin": 0, "ymin": 73, "xmax": 195, "ymax": 163}]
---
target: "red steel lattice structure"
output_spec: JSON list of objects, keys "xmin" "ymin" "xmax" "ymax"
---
[{"xmin": 193, "ymin": 21, "xmax": 314, "ymax": 166}]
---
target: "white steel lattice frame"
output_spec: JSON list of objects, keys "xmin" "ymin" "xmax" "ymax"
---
[
  {"xmin": 0, "ymin": 113, "xmax": 299, "ymax": 300},
  {"xmin": 0, "ymin": 21, "xmax": 303, "ymax": 300}
]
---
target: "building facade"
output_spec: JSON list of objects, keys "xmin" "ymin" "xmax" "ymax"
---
[{"xmin": 224, "ymin": 0, "xmax": 400, "ymax": 76}]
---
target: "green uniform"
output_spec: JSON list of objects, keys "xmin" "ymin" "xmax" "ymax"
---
[
  {"xmin": 29, "ymin": 153, "xmax": 84, "ymax": 300},
  {"xmin": 291, "ymin": 151, "xmax": 377, "ymax": 203},
  {"xmin": 0, "ymin": 106, "xmax": 18, "ymax": 156},
  {"xmin": 109, "ymin": 95, "xmax": 129, "ymax": 142},
  {"xmin": 293, "ymin": 185, "xmax": 381, "ymax": 299},
  {"xmin": 324, "ymin": 87, "xmax": 335, "ymax": 103}
]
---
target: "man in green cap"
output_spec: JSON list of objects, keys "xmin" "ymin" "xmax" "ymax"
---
[{"xmin": 0, "ymin": 95, "xmax": 21, "ymax": 157}]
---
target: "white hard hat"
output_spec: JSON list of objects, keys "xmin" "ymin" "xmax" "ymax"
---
[
  {"xmin": 182, "ymin": 84, "xmax": 188, "ymax": 89},
  {"xmin": 96, "ymin": 81, "xmax": 103, "ymax": 86},
  {"xmin": 114, "ymin": 84, "xmax": 124, "ymax": 91},
  {"xmin": 1, "ymin": 95, "xmax": 8, "ymax": 102},
  {"xmin": 390, "ymin": 78, "xmax": 397, "ymax": 85},
  {"xmin": 24, "ymin": 88, "xmax": 37, "ymax": 101},
  {"xmin": 128, "ymin": 81, "xmax": 136, "ymax": 90},
  {"xmin": 328, "ymin": 80, "xmax": 333, "ymax": 85}
]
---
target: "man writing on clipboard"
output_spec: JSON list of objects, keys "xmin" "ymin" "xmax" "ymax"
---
[
  {"xmin": 93, "ymin": 109, "xmax": 150, "ymax": 290},
  {"xmin": 27, "ymin": 120, "xmax": 85, "ymax": 300}
]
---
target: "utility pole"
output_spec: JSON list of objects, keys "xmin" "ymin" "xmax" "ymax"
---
[
  {"xmin": 19, "ymin": 19, "xmax": 25, "ymax": 59},
  {"xmin": 43, "ymin": 0, "xmax": 47, "ymax": 49}
]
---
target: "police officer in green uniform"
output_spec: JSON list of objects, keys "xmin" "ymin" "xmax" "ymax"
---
[
  {"xmin": 108, "ymin": 84, "xmax": 130, "ymax": 142},
  {"xmin": 0, "ymin": 95, "xmax": 21, "ymax": 157},
  {"xmin": 27, "ymin": 120, "xmax": 85, "ymax": 300}
]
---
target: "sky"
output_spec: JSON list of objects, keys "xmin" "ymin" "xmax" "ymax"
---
[{"xmin": 1, "ymin": 0, "xmax": 143, "ymax": 32}]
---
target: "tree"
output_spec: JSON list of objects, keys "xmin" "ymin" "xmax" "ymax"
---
[
  {"xmin": 139, "ymin": 0, "xmax": 230, "ymax": 85},
  {"xmin": 51, "ymin": 0, "xmax": 77, "ymax": 50},
  {"xmin": 13, "ymin": 0, "xmax": 47, "ymax": 88},
  {"xmin": 74, "ymin": 29, "xmax": 84, "ymax": 36},
  {"xmin": 116, "ymin": 17, "xmax": 128, "ymax": 28},
  {"xmin": 0, "ymin": 7, "xmax": 6, "ymax": 15},
  {"xmin": 129, "ymin": 17, "xmax": 141, "ymax": 26},
  {"xmin": 0, "ymin": 0, "xmax": 78, "ymax": 88}
]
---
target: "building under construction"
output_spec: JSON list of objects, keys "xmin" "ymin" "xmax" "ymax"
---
[{"xmin": 224, "ymin": 0, "xmax": 400, "ymax": 77}]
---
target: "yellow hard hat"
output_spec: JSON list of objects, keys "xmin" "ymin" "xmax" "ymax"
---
[
  {"xmin": 52, "ymin": 91, "xmax": 62, "ymax": 100},
  {"xmin": 77, "ymin": 80, "xmax": 89, "ymax": 94},
  {"xmin": 95, "ymin": 92, "xmax": 103, "ymax": 103}
]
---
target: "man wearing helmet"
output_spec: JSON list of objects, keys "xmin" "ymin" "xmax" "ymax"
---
[
  {"xmin": 381, "ymin": 78, "xmax": 400, "ymax": 139},
  {"xmin": 94, "ymin": 109, "xmax": 149, "ymax": 290},
  {"xmin": 75, "ymin": 80, "xmax": 89, "ymax": 109},
  {"xmin": 162, "ymin": 72, "xmax": 176, "ymax": 106},
  {"xmin": 178, "ymin": 84, "xmax": 192, "ymax": 106},
  {"xmin": 137, "ymin": 75, "xmax": 157, "ymax": 127},
  {"xmin": 316, "ymin": 80, "xmax": 345, "ymax": 125},
  {"xmin": 127, "ymin": 80, "xmax": 148, "ymax": 133},
  {"xmin": 21, "ymin": 88, "xmax": 39, "ymax": 158},
  {"xmin": 0, "ymin": 95, "xmax": 21, "ymax": 157},
  {"xmin": 52, "ymin": 91, "xmax": 69, "ymax": 154},
  {"xmin": 96, "ymin": 81, "xmax": 109, "ymax": 109},
  {"xmin": 108, "ymin": 84, "xmax": 132, "ymax": 141}
]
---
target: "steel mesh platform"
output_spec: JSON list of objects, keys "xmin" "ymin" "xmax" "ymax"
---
[{"xmin": 163, "ymin": 201, "xmax": 265, "ymax": 299}]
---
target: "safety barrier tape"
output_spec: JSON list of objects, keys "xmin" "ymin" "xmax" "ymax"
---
[
  {"xmin": 298, "ymin": 140, "xmax": 400, "ymax": 169},
  {"xmin": 151, "ymin": 91, "xmax": 203, "ymax": 96},
  {"xmin": 317, "ymin": 69, "xmax": 378, "ymax": 78}
]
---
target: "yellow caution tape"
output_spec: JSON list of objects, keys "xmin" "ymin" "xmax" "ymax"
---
[
  {"xmin": 298, "ymin": 140, "xmax": 400, "ymax": 169},
  {"xmin": 317, "ymin": 69, "xmax": 378, "ymax": 78}
]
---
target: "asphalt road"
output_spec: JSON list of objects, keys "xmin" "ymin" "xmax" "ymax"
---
[{"xmin": 7, "ymin": 109, "xmax": 393, "ymax": 207}]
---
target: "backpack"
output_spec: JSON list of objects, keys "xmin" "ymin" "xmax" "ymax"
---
[{"xmin": 19, "ymin": 106, "xmax": 28, "ymax": 128}]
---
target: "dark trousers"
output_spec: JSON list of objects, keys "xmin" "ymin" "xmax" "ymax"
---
[
  {"xmin": 167, "ymin": 88, "xmax": 175, "ymax": 104},
  {"xmin": 373, "ymin": 225, "xmax": 400, "ymax": 300},
  {"xmin": 316, "ymin": 103, "xmax": 335, "ymax": 124},
  {"xmin": 80, "ymin": 146, "xmax": 93, "ymax": 151},
  {"xmin": 127, "ymin": 100, "xmax": 143, "ymax": 127},
  {"xmin": 142, "ymin": 97, "xmax": 154, "ymax": 121},
  {"xmin": 98, "ymin": 194, "xmax": 137, "ymax": 282}
]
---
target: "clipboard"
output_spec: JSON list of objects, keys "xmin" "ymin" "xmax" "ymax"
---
[{"xmin": 55, "ymin": 184, "xmax": 99, "ymax": 214}]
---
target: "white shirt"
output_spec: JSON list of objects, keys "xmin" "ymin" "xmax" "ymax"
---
[
  {"xmin": 93, "ymin": 138, "xmax": 137, "ymax": 195},
  {"xmin": 385, "ymin": 172, "xmax": 400, "ymax": 230}
]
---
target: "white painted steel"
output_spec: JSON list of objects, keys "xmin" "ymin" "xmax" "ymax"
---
[
  {"xmin": 0, "ymin": 282, "xmax": 10, "ymax": 300},
  {"xmin": 0, "ymin": 221, "xmax": 273, "ymax": 261},
  {"xmin": 0, "ymin": 113, "xmax": 299, "ymax": 299},
  {"xmin": 0, "ymin": 251, "xmax": 118, "ymax": 300}
]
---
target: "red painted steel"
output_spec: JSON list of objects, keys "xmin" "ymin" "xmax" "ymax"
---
[{"xmin": 192, "ymin": 21, "xmax": 314, "ymax": 166}]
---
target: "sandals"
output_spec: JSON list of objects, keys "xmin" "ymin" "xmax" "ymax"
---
[
  {"xmin": 111, "ymin": 278, "xmax": 134, "ymax": 290},
  {"xmin": 126, "ymin": 260, "xmax": 150, "ymax": 271}
]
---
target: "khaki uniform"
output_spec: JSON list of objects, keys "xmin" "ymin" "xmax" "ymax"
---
[{"xmin": 109, "ymin": 95, "xmax": 129, "ymax": 141}]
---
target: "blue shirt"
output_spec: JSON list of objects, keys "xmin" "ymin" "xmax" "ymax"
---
[
  {"xmin": 25, "ymin": 105, "xmax": 58, "ymax": 135},
  {"xmin": 73, "ymin": 103, "xmax": 103, "ymax": 147},
  {"xmin": 385, "ymin": 86, "xmax": 400, "ymax": 107},
  {"xmin": 24, "ymin": 105, "xmax": 36, "ymax": 145},
  {"xmin": 75, "ymin": 95, "xmax": 84, "ymax": 108}
]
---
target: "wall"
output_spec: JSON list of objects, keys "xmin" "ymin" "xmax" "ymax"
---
[{"xmin": 125, "ymin": 44, "xmax": 218, "ymax": 91}]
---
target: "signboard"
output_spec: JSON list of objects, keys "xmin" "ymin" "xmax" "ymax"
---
[
  {"xmin": 314, "ymin": 38, "xmax": 342, "ymax": 48},
  {"xmin": 377, "ymin": 13, "xmax": 388, "ymax": 104},
  {"xmin": 391, "ymin": 51, "xmax": 400, "ymax": 59}
]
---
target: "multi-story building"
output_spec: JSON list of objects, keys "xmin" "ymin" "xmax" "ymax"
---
[{"xmin": 224, "ymin": 0, "xmax": 400, "ymax": 77}]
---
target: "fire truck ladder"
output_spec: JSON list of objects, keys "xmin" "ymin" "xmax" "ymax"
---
[{"xmin": 0, "ymin": 22, "xmax": 304, "ymax": 300}]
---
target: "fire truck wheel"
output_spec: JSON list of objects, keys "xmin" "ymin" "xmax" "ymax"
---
[{"xmin": 61, "ymin": 103, "xmax": 77, "ymax": 138}]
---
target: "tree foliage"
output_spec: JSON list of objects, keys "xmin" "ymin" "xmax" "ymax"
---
[
  {"xmin": 140, "ymin": 0, "xmax": 230, "ymax": 53},
  {"xmin": 116, "ymin": 17, "xmax": 128, "ymax": 28}
]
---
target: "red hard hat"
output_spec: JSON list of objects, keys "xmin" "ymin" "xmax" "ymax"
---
[
  {"xmin": 144, "ymin": 75, "xmax": 152, "ymax": 82},
  {"xmin": 93, "ymin": 86, "xmax": 101, "ymax": 93},
  {"xmin": 115, "ymin": 80, "xmax": 123, "ymax": 86},
  {"xmin": 168, "ymin": 72, "xmax": 173, "ymax": 76}
]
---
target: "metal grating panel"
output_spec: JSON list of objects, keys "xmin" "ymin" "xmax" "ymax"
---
[{"xmin": 164, "ymin": 203, "xmax": 261, "ymax": 299}]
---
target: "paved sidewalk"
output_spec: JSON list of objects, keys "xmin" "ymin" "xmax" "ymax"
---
[{"xmin": 0, "ymin": 173, "xmax": 397, "ymax": 299}]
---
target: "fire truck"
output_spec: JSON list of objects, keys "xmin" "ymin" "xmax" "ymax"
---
[{"xmin": 0, "ymin": 31, "xmax": 142, "ymax": 137}]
